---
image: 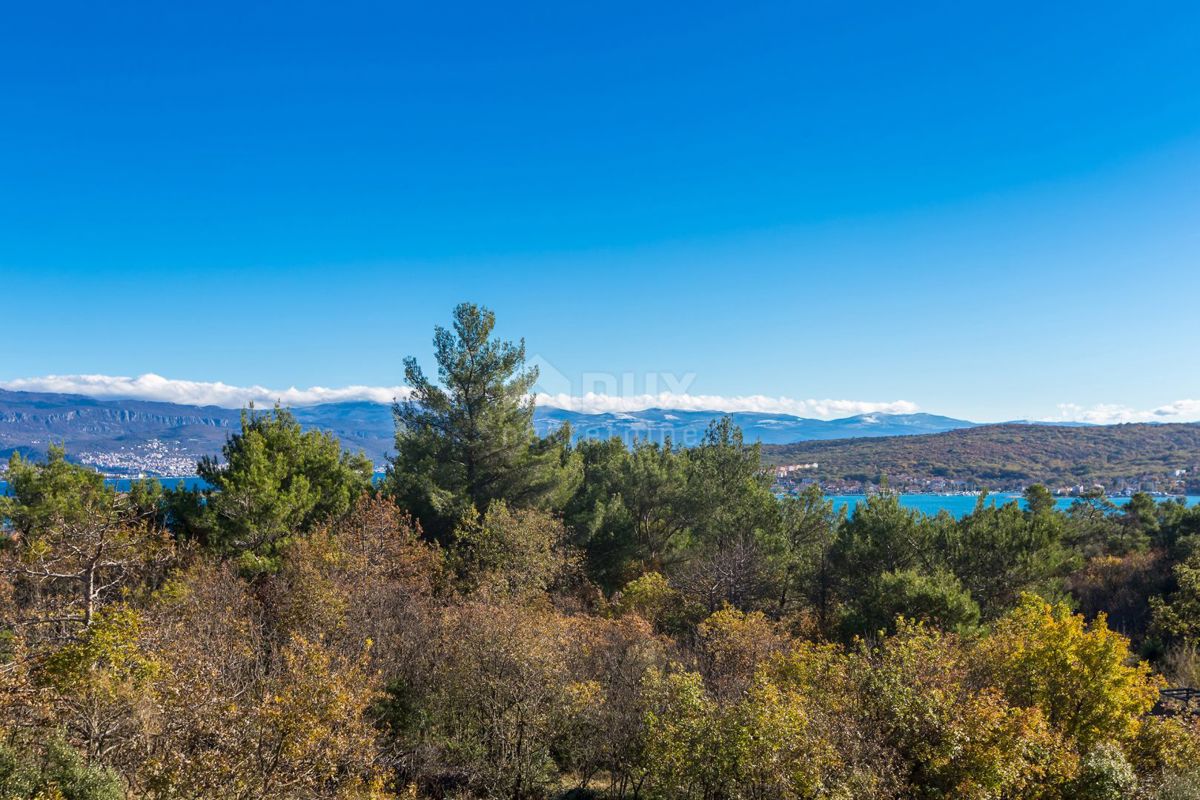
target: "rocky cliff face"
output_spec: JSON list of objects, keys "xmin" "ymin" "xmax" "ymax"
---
[{"xmin": 0, "ymin": 390, "xmax": 244, "ymax": 468}]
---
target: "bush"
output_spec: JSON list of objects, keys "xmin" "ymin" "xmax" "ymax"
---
[
  {"xmin": 0, "ymin": 734, "xmax": 124, "ymax": 800},
  {"xmin": 1072, "ymin": 743, "xmax": 1136, "ymax": 800}
]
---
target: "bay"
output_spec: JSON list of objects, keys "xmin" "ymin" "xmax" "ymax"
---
[
  {"xmin": 3, "ymin": 478, "xmax": 1198, "ymax": 520},
  {"xmin": 826, "ymin": 493, "xmax": 1200, "ymax": 518}
]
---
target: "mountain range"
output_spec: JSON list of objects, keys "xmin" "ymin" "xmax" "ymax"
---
[
  {"xmin": 0, "ymin": 388, "xmax": 979, "ymax": 474},
  {"xmin": 4, "ymin": 388, "xmax": 1197, "ymax": 490}
]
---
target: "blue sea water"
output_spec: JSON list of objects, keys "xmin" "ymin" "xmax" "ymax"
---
[
  {"xmin": 0, "ymin": 476, "xmax": 211, "ymax": 495},
  {"xmin": 2, "ymin": 478, "xmax": 1197, "ymax": 520},
  {"xmin": 0, "ymin": 474, "xmax": 382, "ymax": 495},
  {"xmin": 826, "ymin": 493, "xmax": 1200, "ymax": 518},
  {"xmin": 116, "ymin": 476, "xmax": 210, "ymax": 492}
]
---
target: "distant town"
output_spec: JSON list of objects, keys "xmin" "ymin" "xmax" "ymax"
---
[
  {"xmin": 70, "ymin": 439, "xmax": 206, "ymax": 478},
  {"xmin": 0, "ymin": 440, "xmax": 209, "ymax": 479}
]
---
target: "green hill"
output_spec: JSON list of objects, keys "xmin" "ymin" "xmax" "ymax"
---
[{"xmin": 762, "ymin": 423, "xmax": 1200, "ymax": 490}]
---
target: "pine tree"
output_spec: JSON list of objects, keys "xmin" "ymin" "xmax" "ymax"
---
[
  {"xmin": 167, "ymin": 406, "xmax": 373, "ymax": 573},
  {"xmin": 387, "ymin": 302, "xmax": 575, "ymax": 537}
]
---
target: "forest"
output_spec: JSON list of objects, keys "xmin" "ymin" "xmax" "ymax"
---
[{"xmin": 3, "ymin": 303, "xmax": 1200, "ymax": 800}]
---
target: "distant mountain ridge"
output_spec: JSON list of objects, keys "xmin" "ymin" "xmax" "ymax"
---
[
  {"xmin": 0, "ymin": 388, "xmax": 979, "ymax": 474},
  {"xmin": 533, "ymin": 407, "xmax": 977, "ymax": 446}
]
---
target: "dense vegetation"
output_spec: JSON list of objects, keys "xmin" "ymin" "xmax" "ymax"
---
[
  {"xmin": 763, "ymin": 423, "xmax": 1200, "ymax": 490},
  {"xmin": 3, "ymin": 303, "xmax": 1200, "ymax": 799}
]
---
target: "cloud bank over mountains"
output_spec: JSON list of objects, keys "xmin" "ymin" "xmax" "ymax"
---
[
  {"xmin": 0, "ymin": 374, "xmax": 413, "ymax": 409},
  {"xmin": 3, "ymin": 374, "xmax": 1199, "ymax": 424},
  {"xmin": 531, "ymin": 391, "xmax": 919, "ymax": 417},
  {"xmin": 1, "ymin": 373, "xmax": 918, "ymax": 419},
  {"xmin": 1054, "ymin": 400, "xmax": 1200, "ymax": 425}
]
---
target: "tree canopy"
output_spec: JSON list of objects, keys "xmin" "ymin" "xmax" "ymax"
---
[
  {"xmin": 167, "ymin": 406, "xmax": 373, "ymax": 573},
  {"xmin": 386, "ymin": 302, "xmax": 576, "ymax": 538}
]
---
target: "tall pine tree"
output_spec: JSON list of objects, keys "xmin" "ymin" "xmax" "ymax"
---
[{"xmin": 387, "ymin": 303, "xmax": 575, "ymax": 537}]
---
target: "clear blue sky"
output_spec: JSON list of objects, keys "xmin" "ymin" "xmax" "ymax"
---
[{"xmin": 2, "ymin": 1, "xmax": 1199, "ymax": 422}]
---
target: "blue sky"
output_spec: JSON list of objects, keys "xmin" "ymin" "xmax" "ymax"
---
[{"xmin": 2, "ymin": 1, "xmax": 1199, "ymax": 422}]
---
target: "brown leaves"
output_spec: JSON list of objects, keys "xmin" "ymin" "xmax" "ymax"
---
[{"xmin": 133, "ymin": 559, "xmax": 384, "ymax": 799}]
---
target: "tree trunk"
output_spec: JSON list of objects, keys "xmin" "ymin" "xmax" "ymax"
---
[{"xmin": 84, "ymin": 562, "xmax": 96, "ymax": 628}]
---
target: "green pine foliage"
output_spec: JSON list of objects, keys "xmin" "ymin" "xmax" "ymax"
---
[
  {"xmin": 385, "ymin": 302, "xmax": 578, "ymax": 539},
  {"xmin": 166, "ymin": 405, "xmax": 373, "ymax": 573},
  {"xmin": 0, "ymin": 733, "xmax": 124, "ymax": 800}
]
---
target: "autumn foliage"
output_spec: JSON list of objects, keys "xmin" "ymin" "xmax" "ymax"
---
[{"xmin": 3, "ymin": 304, "xmax": 1200, "ymax": 799}]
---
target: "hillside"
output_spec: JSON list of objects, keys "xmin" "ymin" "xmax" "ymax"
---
[{"xmin": 762, "ymin": 422, "xmax": 1200, "ymax": 491}]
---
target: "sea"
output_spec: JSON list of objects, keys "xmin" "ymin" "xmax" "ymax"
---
[
  {"xmin": 826, "ymin": 493, "xmax": 1200, "ymax": 518},
  {"xmin": 1, "ymin": 476, "xmax": 1197, "ymax": 519},
  {"xmin": 0, "ymin": 476, "xmax": 211, "ymax": 496}
]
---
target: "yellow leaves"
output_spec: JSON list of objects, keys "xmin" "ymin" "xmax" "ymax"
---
[
  {"xmin": 617, "ymin": 571, "xmax": 677, "ymax": 619},
  {"xmin": 641, "ymin": 668, "xmax": 719, "ymax": 792},
  {"xmin": 943, "ymin": 690, "xmax": 1076, "ymax": 799},
  {"xmin": 1128, "ymin": 715, "xmax": 1200, "ymax": 776},
  {"xmin": 640, "ymin": 614, "xmax": 1154, "ymax": 799},
  {"xmin": 109, "ymin": 559, "xmax": 387, "ymax": 798},
  {"xmin": 697, "ymin": 606, "xmax": 791, "ymax": 699},
  {"xmin": 40, "ymin": 606, "xmax": 160, "ymax": 696},
  {"xmin": 566, "ymin": 679, "xmax": 603, "ymax": 711},
  {"xmin": 449, "ymin": 501, "xmax": 574, "ymax": 600},
  {"xmin": 766, "ymin": 640, "xmax": 846, "ymax": 689},
  {"xmin": 733, "ymin": 676, "xmax": 831, "ymax": 797},
  {"xmin": 24, "ymin": 537, "xmax": 53, "ymax": 562},
  {"xmin": 243, "ymin": 634, "xmax": 382, "ymax": 790},
  {"xmin": 976, "ymin": 594, "xmax": 1164, "ymax": 750},
  {"xmin": 843, "ymin": 617, "xmax": 1083, "ymax": 798},
  {"xmin": 642, "ymin": 662, "xmax": 842, "ymax": 799}
]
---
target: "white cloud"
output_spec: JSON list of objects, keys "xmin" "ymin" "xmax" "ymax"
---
[
  {"xmin": 0, "ymin": 373, "xmax": 920, "ymax": 420},
  {"xmin": 532, "ymin": 391, "xmax": 919, "ymax": 417},
  {"xmin": 1053, "ymin": 400, "xmax": 1200, "ymax": 425},
  {"xmin": 0, "ymin": 373, "xmax": 412, "ymax": 408}
]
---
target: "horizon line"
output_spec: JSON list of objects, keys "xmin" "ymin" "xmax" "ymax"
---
[{"xmin": 1, "ymin": 372, "xmax": 1199, "ymax": 426}]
